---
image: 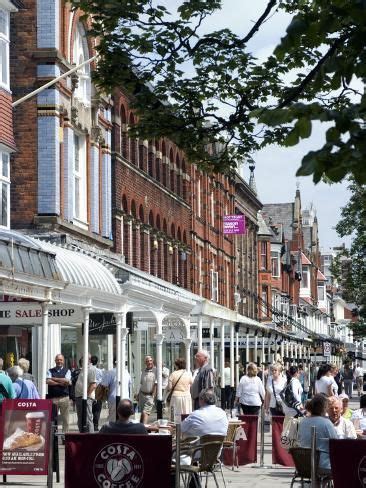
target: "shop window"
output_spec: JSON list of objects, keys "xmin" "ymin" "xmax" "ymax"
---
[
  {"xmin": 73, "ymin": 133, "xmax": 87, "ymax": 224},
  {"xmin": 0, "ymin": 151, "xmax": 10, "ymax": 228},
  {"xmin": 0, "ymin": 8, "xmax": 9, "ymax": 88}
]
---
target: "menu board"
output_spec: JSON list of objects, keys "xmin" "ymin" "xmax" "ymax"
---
[{"xmin": 0, "ymin": 399, "xmax": 52, "ymax": 475}]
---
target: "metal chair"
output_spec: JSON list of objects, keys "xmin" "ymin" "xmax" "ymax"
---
[
  {"xmin": 289, "ymin": 447, "xmax": 333, "ymax": 487},
  {"xmin": 180, "ymin": 434, "xmax": 226, "ymax": 488}
]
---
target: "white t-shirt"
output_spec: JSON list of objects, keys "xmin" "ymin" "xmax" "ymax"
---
[
  {"xmin": 315, "ymin": 376, "xmax": 337, "ymax": 396},
  {"xmin": 236, "ymin": 375, "xmax": 265, "ymax": 406},
  {"xmin": 354, "ymin": 367, "xmax": 364, "ymax": 378},
  {"xmin": 266, "ymin": 376, "xmax": 287, "ymax": 409},
  {"xmin": 351, "ymin": 408, "xmax": 366, "ymax": 431},
  {"xmin": 282, "ymin": 378, "xmax": 303, "ymax": 417},
  {"xmin": 224, "ymin": 367, "xmax": 231, "ymax": 386}
]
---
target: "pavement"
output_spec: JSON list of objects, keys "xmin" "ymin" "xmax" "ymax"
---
[{"xmin": 0, "ymin": 395, "xmax": 362, "ymax": 487}]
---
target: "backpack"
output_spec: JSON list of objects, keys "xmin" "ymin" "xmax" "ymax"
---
[{"xmin": 279, "ymin": 379, "xmax": 303, "ymax": 415}]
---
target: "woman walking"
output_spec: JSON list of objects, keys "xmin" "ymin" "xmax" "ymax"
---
[
  {"xmin": 235, "ymin": 362, "xmax": 265, "ymax": 415},
  {"xmin": 166, "ymin": 357, "xmax": 192, "ymax": 422},
  {"xmin": 315, "ymin": 364, "xmax": 337, "ymax": 397},
  {"xmin": 282, "ymin": 366, "xmax": 304, "ymax": 417},
  {"xmin": 264, "ymin": 363, "xmax": 286, "ymax": 416}
]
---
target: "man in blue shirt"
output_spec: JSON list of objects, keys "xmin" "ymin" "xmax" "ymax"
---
[{"xmin": 181, "ymin": 389, "xmax": 228, "ymax": 438}]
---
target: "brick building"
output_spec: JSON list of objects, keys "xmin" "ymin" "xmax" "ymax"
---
[{"xmin": 0, "ymin": 0, "xmax": 20, "ymax": 229}]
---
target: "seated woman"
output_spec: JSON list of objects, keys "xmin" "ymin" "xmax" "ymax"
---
[
  {"xmin": 351, "ymin": 393, "xmax": 366, "ymax": 436},
  {"xmin": 298, "ymin": 394, "xmax": 338, "ymax": 473}
]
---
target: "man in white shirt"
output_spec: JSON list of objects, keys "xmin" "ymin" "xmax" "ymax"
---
[
  {"xmin": 354, "ymin": 364, "xmax": 364, "ymax": 397},
  {"xmin": 223, "ymin": 361, "xmax": 232, "ymax": 410},
  {"xmin": 328, "ymin": 396, "xmax": 357, "ymax": 439},
  {"xmin": 181, "ymin": 389, "xmax": 228, "ymax": 438}
]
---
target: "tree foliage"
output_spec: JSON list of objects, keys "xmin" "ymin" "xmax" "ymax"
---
[
  {"xmin": 332, "ymin": 180, "xmax": 366, "ymax": 337},
  {"xmin": 72, "ymin": 0, "xmax": 366, "ymax": 182}
]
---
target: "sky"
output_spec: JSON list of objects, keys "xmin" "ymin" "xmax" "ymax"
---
[
  {"xmin": 155, "ymin": 1, "xmax": 352, "ymax": 249},
  {"xmin": 207, "ymin": 0, "xmax": 352, "ymax": 250}
]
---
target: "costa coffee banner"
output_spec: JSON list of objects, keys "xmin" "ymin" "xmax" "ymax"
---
[
  {"xmin": 65, "ymin": 434, "xmax": 172, "ymax": 488},
  {"xmin": 0, "ymin": 399, "xmax": 52, "ymax": 475}
]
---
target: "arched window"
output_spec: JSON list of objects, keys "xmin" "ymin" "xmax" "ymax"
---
[
  {"xmin": 162, "ymin": 142, "xmax": 167, "ymax": 187},
  {"xmin": 120, "ymin": 105, "xmax": 128, "ymax": 159},
  {"xmin": 129, "ymin": 114, "xmax": 137, "ymax": 165},
  {"xmin": 169, "ymin": 149, "xmax": 175, "ymax": 192},
  {"xmin": 73, "ymin": 23, "xmax": 91, "ymax": 105}
]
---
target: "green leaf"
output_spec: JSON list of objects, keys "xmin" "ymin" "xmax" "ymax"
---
[{"xmin": 296, "ymin": 117, "xmax": 312, "ymax": 138}]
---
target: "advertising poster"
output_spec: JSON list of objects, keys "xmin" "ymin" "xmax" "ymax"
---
[
  {"xmin": 65, "ymin": 434, "xmax": 172, "ymax": 488},
  {"xmin": 223, "ymin": 214, "xmax": 246, "ymax": 235},
  {"xmin": 0, "ymin": 399, "xmax": 52, "ymax": 475}
]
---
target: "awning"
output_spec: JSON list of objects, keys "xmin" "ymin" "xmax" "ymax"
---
[
  {"xmin": 0, "ymin": 230, "xmax": 65, "ymax": 300},
  {"xmin": 37, "ymin": 240, "xmax": 123, "ymax": 312}
]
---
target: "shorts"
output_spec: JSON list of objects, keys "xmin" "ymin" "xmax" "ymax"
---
[{"xmin": 139, "ymin": 393, "xmax": 154, "ymax": 415}]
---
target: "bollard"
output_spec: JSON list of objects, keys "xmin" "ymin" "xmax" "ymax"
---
[
  {"xmin": 175, "ymin": 424, "xmax": 181, "ymax": 488},
  {"xmin": 47, "ymin": 421, "xmax": 55, "ymax": 488},
  {"xmin": 259, "ymin": 406, "xmax": 265, "ymax": 467},
  {"xmin": 311, "ymin": 426, "xmax": 317, "ymax": 488}
]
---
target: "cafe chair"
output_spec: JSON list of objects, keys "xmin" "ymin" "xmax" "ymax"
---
[
  {"xmin": 180, "ymin": 435, "xmax": 226, "ymax": 488},
  {"xmin": 289, "ymin": 447, "xmax": 333, "ymax": 487},
  {"xmin": 222, "ymin": 423, "xmax": 241, "ymax": 471}
]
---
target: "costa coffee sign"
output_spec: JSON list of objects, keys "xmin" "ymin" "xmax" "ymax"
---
[{"xmin": 0, "ymin": 303, "xmax": 83, "ymax": 325}]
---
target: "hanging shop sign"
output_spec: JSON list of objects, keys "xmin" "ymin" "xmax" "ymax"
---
[
  {"xmin": 323, "ymin": 342, "xmax": 331, "ymax": 357},
  {"xmin": 223, "ymin": 214, "xmax": 246, "ymax": 235},
  {"xmin": 0, "ymin": 399, "xmax": 52, "ymax": 476},
  {"xmin": 0, "ymin": 303, "xmax": 83, "ymax": 325}
]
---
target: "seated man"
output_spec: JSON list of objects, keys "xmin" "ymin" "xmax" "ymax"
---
[
  {"xmin": 328, "ymin": 396, "xmax": 356, "ymax": 439},
  {"xmin": 181, "ymin": 388, "xmax": 228, "ymax": 437},
  {"xmin": 100, "ymin": 399, "xmax": 148, "ymax": 434}
]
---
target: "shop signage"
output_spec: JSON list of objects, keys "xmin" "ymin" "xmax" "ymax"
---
[
  {"xmin": 0, "ymin": 399, "xmax": 52, "ymax": 475},
  {"xmin": 0, "ymin": 303, "xmax": 83, "ymax": 325},
  {"xmin": 223, "ymin": 214, "xmax": 246, "ymax": 235},
  {"xmin": 87, "ymin": 313, "xmax": 116, "ymax": 335},
  {"xmin": 323, "ymin": 342, "xmax": 331, "ymax": 357},
  {"xmin": 65, "ymin": 434, "xmax": 172, "ymax": 488}
]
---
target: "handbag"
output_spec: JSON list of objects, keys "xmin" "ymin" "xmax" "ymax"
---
[
  {"xmin": 95, "ymin": 384, "xmax": 109, "ymax": 402},
  {"xmin": 165, "ymin": 371, "xmax": 185, "ymax": 405},
  {"xmin": 280, "ymin": 416, "xmax": 303, "ymax": 451},
  {"xmin": 271, "ymin": 378, "xmax": 284, "ymax": 414}
]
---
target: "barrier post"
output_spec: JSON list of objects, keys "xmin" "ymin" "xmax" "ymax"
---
[
  {"xmin": 311, "ymin": 426, "xmax": 317, "ymax": 488},
  {"xmin": 259, "ymin": 406, "xmax": 265, "ymax": 467},
  {"xmin": 47, "ymin": 421, "xmax": 54, "ymax": 488},
  {"xmin": 175, "ymin": 424, "xmax": 181, "ymax": 488}
]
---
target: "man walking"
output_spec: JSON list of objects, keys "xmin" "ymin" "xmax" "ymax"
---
[
  {"xmin": 91, "ymin": 355, "xmax": 103, "ymax": 431},
  {"xmin": 46, "ymin": 354, "xmax": 71, "ymax": 434},
  {"xmin": 191, "ymin": 350, "xmax": 215, "ymax": 410},
  {"xmin": 354, "ymin": 363, "xmax": 364, "ymax": 397},
  {"xmin": 138, "ymin": 355, "xmax": 157, "ymax": 424},
  {"xmin": 101, "ymin": 359, "xmax": 131, "ymax": 421},
  {"xmin": 75, "ymin": 355, "xmax": 97, "ymax": 432}
]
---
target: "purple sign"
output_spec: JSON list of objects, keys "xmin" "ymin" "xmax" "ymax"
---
[{"xmin": 223, "ymin": 215, "xmax": 246, "ymax": 235}]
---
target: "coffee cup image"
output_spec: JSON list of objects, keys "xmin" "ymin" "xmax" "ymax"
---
[
  {"xmin": 26, "ymin": 412, "xmax": 45, "ymax": 436},
  {"xmin": 107, "ymin": 458, "xmax": 132, "ymax": 482}
]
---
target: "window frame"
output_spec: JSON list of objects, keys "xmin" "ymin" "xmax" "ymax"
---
[
  {"xmin": 72, "ymin": 23, "xmax": 91, "ymax": 105},
  {"xmin": 0, "ymin": 150, "xmax": 10, "ymax": 229},
  {"xmin": 260, "ymin": 241, "xmax": 267, "ymax": 270},
  {"xmin": 271, "ymin": 250, "xmax": 280, "ymax": 278},
  {"xmin": 0, "ymin": 8, "xmax": 10, "ymax": 89},
  {"xmin": 73, "ymin": 132, "xmax": 88, "ymax": 227},
  {"xmin": 210, "ymin": 269, "xmax": 219, "ymax": 302}
]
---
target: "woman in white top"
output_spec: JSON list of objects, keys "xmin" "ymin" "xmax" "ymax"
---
[
  {"xmin": 264, "ymin": 363, "xmax": 286, "ymax": 416},
  {"xmin": 351, "ymin": 394, "xmax": 366, "ymax": 434},
  {"xmin": 315, "ymin": 364, "xmax": 337, "ymax": 397},
  {"xmin": 282, "ymin": 366, "xmax": 304, "ymax": 417},
  {"xmin": 235, "ymin": 362, "xmax": 265, "ymax": 415}
]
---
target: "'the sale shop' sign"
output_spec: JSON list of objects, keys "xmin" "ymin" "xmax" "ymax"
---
[{"xmin": 0, "ymin": 399, "xmax": 52, "ymax": 475}]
